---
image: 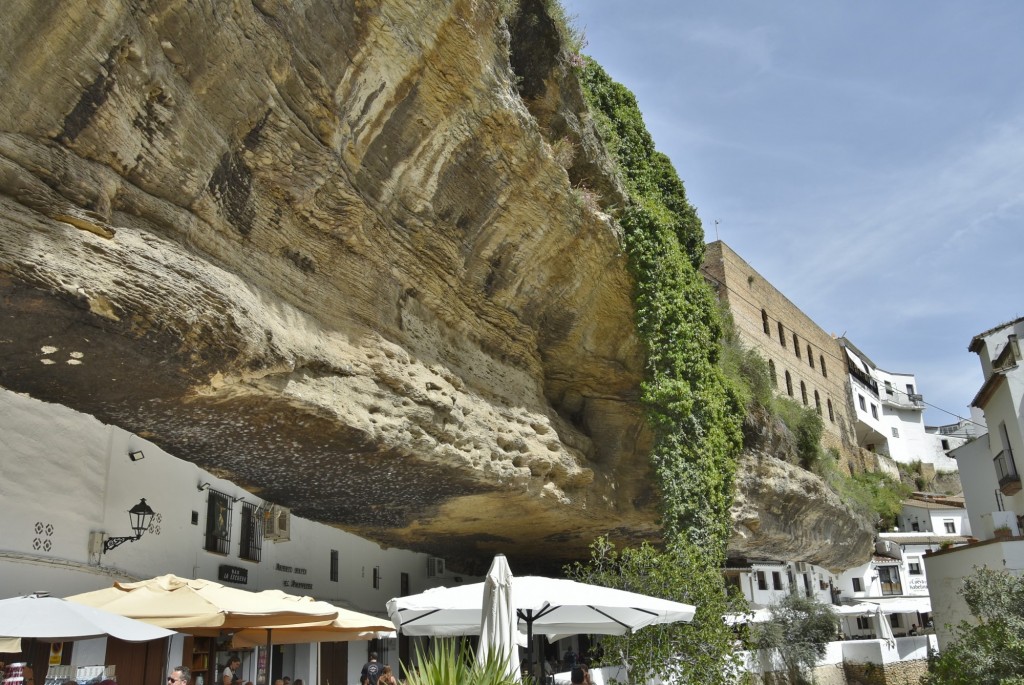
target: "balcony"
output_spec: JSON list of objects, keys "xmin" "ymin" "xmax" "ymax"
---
[
  {"xmin": 995, "ymin": 450, "xmax": 1022, "ymax": 496},
  {"xmin": 881, "ymin": 392, "xmax": 925, "ymax": 410},
  {"xmin": 848, "ymin": 363, "xmax": 879, "ymax": 396}
]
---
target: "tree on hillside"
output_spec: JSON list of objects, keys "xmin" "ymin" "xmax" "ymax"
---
[
  {"xmin": 926, "ymin": 567, "xmax": 1024, "ymax": 685},
  {"xmin": 565, "ymin": 536, "xmax": 746, "ymax": 685},
  {"xmin": 750, "ymin": 590, "xmax": 837, "ymax": 685}
]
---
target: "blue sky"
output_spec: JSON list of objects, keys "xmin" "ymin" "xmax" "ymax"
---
[{"xmin": 560, "ymin": 0, "xmax": 1024, "ymax": 426}]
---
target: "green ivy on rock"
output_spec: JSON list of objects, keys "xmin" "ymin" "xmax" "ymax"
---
[{"xmin": 579, "ymin": 59, "xmax": 744, "ymax": 555}]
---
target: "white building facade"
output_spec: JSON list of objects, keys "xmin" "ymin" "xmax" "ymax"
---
[
  {"xmin": 0, "ymin": 387, "xmax": 471, "ymax": 685},
  {"xmin": 840, "ymin": 339, "xmax": 957, "ymax": 470},
  {"xmin": 924, "ymin": 316, "xmax": 1024, "ymax": 650}
]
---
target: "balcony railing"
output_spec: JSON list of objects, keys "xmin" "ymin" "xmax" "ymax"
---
[
  {"xmin": 848, "ymin": 363, "xmax": 879, "ymax": 396},
  {"xmin": 995, "ymin": 450, "xmax": 1022, "ymax": 495}
]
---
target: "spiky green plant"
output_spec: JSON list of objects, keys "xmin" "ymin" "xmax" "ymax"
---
[{"xmin": 404, "ymin": 638, "xmax": 524, "ymax": 685}]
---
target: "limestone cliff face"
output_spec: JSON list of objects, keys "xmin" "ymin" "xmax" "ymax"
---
[{"xmin": 0, "ymin": 0, "xmax": 868, "ymax": 573}]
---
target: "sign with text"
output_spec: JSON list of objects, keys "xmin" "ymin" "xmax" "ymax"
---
[{"xmin": 218, "ymin": 564, "xmax": 249, "ymax": 585}]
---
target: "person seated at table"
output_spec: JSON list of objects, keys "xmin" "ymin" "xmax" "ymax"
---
[{"xmin": 909, "ymin": 623, "xmax": 919, "ymax": 635}]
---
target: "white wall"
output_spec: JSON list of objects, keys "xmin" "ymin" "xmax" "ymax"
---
[
  {"xmin": 923, "ymin": 540, "xmax": 1024, "ymax": 650},
  {"xmin": 0, "ymin": 388, "xmax": 480, "ymax": 682}
]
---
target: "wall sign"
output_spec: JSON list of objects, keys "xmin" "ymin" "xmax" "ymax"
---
[{"xmin": 219, "ymin": 564, "xmax": 249, "ymax": 585}]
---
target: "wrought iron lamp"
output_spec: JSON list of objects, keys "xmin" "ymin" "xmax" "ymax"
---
[{"xmin": 103, "ymin": 498, "xmax": 156, "ymax": 553}]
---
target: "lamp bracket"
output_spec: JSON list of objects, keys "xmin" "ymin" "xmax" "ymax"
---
[{"xmin": 102, "ymin": 534, "xmax": 142, "ymax": 554}]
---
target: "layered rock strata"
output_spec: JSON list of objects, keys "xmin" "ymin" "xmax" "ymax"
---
[{"xmin": 0, "ymin": 0, "xmax": 871, "ymax": 572}]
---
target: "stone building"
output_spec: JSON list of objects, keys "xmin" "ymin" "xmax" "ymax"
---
[{"xmin": 701, "ymin": 241, "xmax": 861, "ymax": 462}]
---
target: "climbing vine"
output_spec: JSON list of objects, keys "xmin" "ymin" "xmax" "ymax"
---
[{"xmin": 578, "ymin": 58, "xmax": 745, "ymax": 557}]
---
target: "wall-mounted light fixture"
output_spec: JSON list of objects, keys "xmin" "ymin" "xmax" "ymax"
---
[
  {"xmin": 197, "ymin": 482, "xmax": 211, "ymax": 492},
  {"xmin": 103, "ymin": 498, "xmax": 156, "ymax": 554},
  {"xmin": 128, "ymin": 450, "xmax": 145, "ymax": 462}
]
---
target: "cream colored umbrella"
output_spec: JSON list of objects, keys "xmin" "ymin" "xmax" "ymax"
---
[
  {"xmin": 66, "ymin": 574, "xmax": 339, "ymax": 632},
  {"xmin": 228, "ymin": 596, "xmax": 395, "ymax": 647}
]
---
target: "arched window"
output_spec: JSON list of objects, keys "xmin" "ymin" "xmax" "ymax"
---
[
  {"xmin": 778, "ymin": 322, "xmax": 786, "ymax": 348},
  {"xmin": 785, "ymin": 371, "xmax": 793, "ymax": 397},
  {"xmin": 800, "ymin": 381, "xmax": 808, "ymax": 405},
  {"xmin": 762, "ymin": 309, "xmax": 770, "ymax": 335},
  {"xmin": 827, "ymin": 399, "xmax": 835, "ymax": 422},
  {"xmin": 820, "ymin": 355, "xmax": 827, "ymax": 377},
  {"xmin": 808, "ymin": 345, "xmax": 814, "ymax": 368},
  {"xmin": 814, "ymin": 390, "xmax": 821, "ymax": 415},
  {"xmin": 793, "ymin": 333, "xmax": 801, "ymax": 358},
  {"xmin": 768, "ymin": 360, "xmax": 778, "ymax": 388}
]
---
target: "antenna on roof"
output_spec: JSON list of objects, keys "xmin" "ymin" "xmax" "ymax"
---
[{"xmin": 714, "ymin": 219, "xmax": 720, "ymax": 241}]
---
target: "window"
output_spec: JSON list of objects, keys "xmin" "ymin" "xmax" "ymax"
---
[
  {"xmin": 820, "ymin": 355, "xmax": 827, "ymax": 377},
  {"xmin": 906, "ymin": 383, "xmax": 915, "ymax": 396},
  {"xmin": 879, "ymin": 566, "xmax": 903, "ymax": 596},
  {"xmin": 889, "ymin": 614, "xmax": 900, "ymax": 628},
  {"xmin": 856, "ymin": 616, "xmax": 870, "ymax": 630},
  {"xmin": 807, "ymin": 345, "xmax": 814, "ymax": 368},
  {"xmin": 884, "ymin": 381, "xmax": 893, "ymax": 395},
  {"xmin": 800, "ymin": 381, "xmax": 808, "ymax": 406},
  {"xmin": 330, "ymin": 550, "xmax": 339, "ymax": 582},
  {"xmin": 204, "ymin": 490, "xmax": 232, "ymax": 554},
  {"xmin": 892, "ymin": 427, "xmax": 899, "ymax": 438},
  {"xmin": 778, "ymin": 322, "xmax": 786, "ymax": 347},
  {"xmin": 814, "ymin": 390, "xmax": 822, "ymax": 415},
  {"xmin": 793, "ymin": 333, "xmax": 801, "ymax": 358},
  {"xmin": 372, "ymin": 565, "xmax": 381, "ymax": 589},
  {"xmin": 762, "ymin": 309, "xmax": 770, "ymax": 335},
  {"xmin": 785, "ymin": 371, "xmax": 793, "ymax": 397},
  {"xmin": 239, "ymin": 501, "xmax": 263, "ymax": 562},
  {"xmin": 871, "ymin": 404, "xmax": 878, "ymax": 419},
  {"xmin": 858, "ymin": 395, "xmax": 866, "ymax": 411},
  {"xmin": 909, "ymin": 561, "xmax": 922, "ymax": 575},
  {"xmin": 912, "ymin": 522, "xmax": 920, "ymax": 531},
  {"xmin": 401, "ymin": 572, "xmax": 410, "ymax": 596},
  {"xmin": 852, "ymin": 577, "xmax": 863, "ymax": 592},
  {"xmin": 772, "ymin": 571, "xmax": 783, "ymax": 590},
  {"xmin": 756, "ymin": 571, "xmax": 768, "ymax": 590},
  {"xmin": 769, "ymin": 360, "xmax": 777, "ymax": 388},
  {"xmin": 944, "ymin": 520, "xmax": 955, "ymax": 534},
  {"xmin": 941, "ymin": 439, "xmax": 950, "ymax": 450},
  {"xmin": 827, "ymin": 398, "xmax": 834, "ymax": 422}
]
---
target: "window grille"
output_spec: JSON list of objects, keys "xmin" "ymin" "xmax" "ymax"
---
[
  {"xmin": 204, "ymin": 490, "xmax": 232, "ymax": 554},
  {"xmin": 239, "ymin": 501, "xmax": 263, "ymax": 562}
]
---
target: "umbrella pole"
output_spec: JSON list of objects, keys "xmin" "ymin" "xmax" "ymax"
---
[
  {"xmin": 525, "ymin": 610, "xmax": 535, "ymax": 685},
  {"xmin": 266, "ymin": 629, "xmax": 272, "ymax": 684}
]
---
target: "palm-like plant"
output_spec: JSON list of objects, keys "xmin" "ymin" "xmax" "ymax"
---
[{"xmin": 404, "ymin": 638, "xmax": 525, "ymax": 685}]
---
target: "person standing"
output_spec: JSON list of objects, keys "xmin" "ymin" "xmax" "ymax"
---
[
  {"xmin": 222, "ymin": 657, "xmax": 241, "ymax": 685},
  {"xmin": 168, "ymin": 666, "xmax": 191, "ymax": 685},
  {"xmin": 377, "ymin": 666, "xmax": 398, "ymax": 685},
  {"xmin": 361, "ymin": 652, "xmax": 382, "ymax": 685}
]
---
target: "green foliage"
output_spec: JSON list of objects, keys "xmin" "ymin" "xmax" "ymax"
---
[
  {"xmin": 578, "ymin": 57, "xmax": 744, "ymax": 550},
  {"xmin": 772, "ymin": 398, "xmax": 824, "ymax": 470},
  {"xmin": 566, "ymin": 536, "xmax": 747, "ymax": 685},
  {"xmin": 752, "ymin": 591, "xmax": 837, "ymax": 685},
  {"xmin": 813, "ymin": 450, "xmax": 910, "ymax": 529},
  {"xmin": 404, "ymin": 638, "xmax": 522, "ymax": 685},
  {"xmin": 926, "ymin": 567, "xmax": 1024, "ymax": 685},
  {"xmin": 718, "ymin": 309, "xmax": 774, "ymax": 413}
]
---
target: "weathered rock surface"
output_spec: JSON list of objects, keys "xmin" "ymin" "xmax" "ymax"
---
[{"xmin": 0, "ymin": 0, "xmax": 869, "ymax": 573}]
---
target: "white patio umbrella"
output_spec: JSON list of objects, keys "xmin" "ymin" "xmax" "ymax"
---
[
  {"xmin": 475, "ymin": 554, "xmax": 521, "ymax": 683},
  {"xmin": 387, "ymin": 556, "xmax": 696, "ymax": 683},
  {"xmin": 0, "ymin": 592, "xmax": 175, "ymax": 652}
]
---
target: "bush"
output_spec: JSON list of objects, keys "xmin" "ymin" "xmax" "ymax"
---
[
  {"xmin": 404, "ymin": 638, "xmax": 522, "ymax": 685},
  {"xmin": 772, "ymin": 398, "xmax": 823, "ymax": 470}
]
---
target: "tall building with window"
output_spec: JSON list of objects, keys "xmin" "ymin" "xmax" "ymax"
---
[
  {"xmin": 924, "ymin": 316, "xmax": 1024, "ymax": 649},
  {"xmin": 700, "ymin": 241, "xmax": 866, "ymax": 463},
  {"xmin": 840, "ymin": 339, "xmax": 958, "ymax": 470}
]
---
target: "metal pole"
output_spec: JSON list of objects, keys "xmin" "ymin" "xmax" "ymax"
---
[
  {"xmin": 525, "ymin": 610, "xmax": 536, "ymax": 685},
  {"xmin": 265, "ymin": 629, "xmax": 272, "ymax": 685}
]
